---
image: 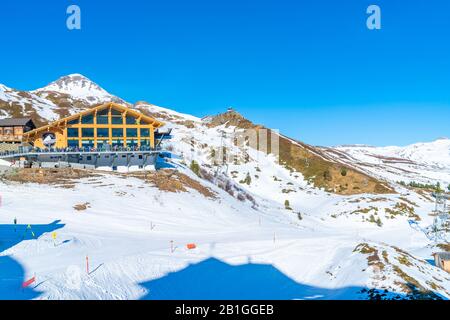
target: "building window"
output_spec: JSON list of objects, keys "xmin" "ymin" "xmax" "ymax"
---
[
  {"xmin": 97, "ymin": 115, "xmax": 109, "ymax": 124},
  {"xmin": 97, "ymin": 140, "xmax": 108, "ymax": 149},
  {"xmin": 68, "ymin": 118, "xmax": 79, "ymax": 125},
  {"xmin": 82, "ymin": 128, "xmax": 95, "ymax": 137},
  {"xmin": 140, "ymin": 128, "xmax": 150, "ymax": 137},
  {"xmin": 111, "ymin": 109, "xmax": 122, "ymax": 116},
  {"xmin": 112, "ymin": 139, "xmax": 123, "ymax": 147},
  {"xmin": 97, "ymin": 108, "xmax": 109, "ymax": 123},
  {"xmin": 68, "ymin": 128, "xmax": 79, "ymax": 138},
  {"xmin": 112, "ymin": 129, "xmax": 124, "ymax": 137},
  {"xmin": 126, "ymin": 128, "xmax": 138, "ymax": 137},
  {"xmin": 126, "ymin": 116, "xmax": 137, "ymax": 125},
  {"xmin": 111, "ymin": 116, "xmax": 123, "ymax": 125},
  {"xmin": 97, "ymin": 128, "xmax": 109, "ymax": 138},
  {"xmin": 127, "ymin": 139, "xmax": 138, "ymax": 146},
  {"xmin": 82, "ymin": 140, "xmax": 94, "ymax": 147},
  {"xmin": 81, "ymin": 115, "xmax": 94, "ymax": 124},
  {"xmin": 68, "ymin": 140, "xmax": 79, "ymax": 147}
]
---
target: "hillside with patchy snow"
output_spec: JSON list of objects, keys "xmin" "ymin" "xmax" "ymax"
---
[
  {"xmin": 1, "ymin": 74, "xmax": 450, "ymax": 300},
  {"xmin": 322, "ymin": 139, "xmax": 450, "ymax": 187}
]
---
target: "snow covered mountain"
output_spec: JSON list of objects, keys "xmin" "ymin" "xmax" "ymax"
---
[
  {"xmin": 32, "ymin": 74, "xmax": 124, "ymax": 106},
  {"xmin": 322, "ymin": 139, "xmax": 450, "ymax": 187},
  {"xmin": 0, "ymin": 74, "xmax": 124, "ymax": 126},
  {"xmin": 1, "ymin": 75, "xmax": 450, "ymax": 300}
]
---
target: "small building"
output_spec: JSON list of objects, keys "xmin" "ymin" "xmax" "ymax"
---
[
  {"xmin": 22, "ymin": 103, "xmax": 164, "ymax": 149},
  {"xmin": 0, "ymin": 118, "xmax": 36, "ymax": 143},
  {"xmin": 433, "ymin": 252, "xmax": 450, "ymax": 273}
]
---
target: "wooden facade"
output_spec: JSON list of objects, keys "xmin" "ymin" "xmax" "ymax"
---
[
  {"xmin": 22, "ymin": 103, "xmax": 164, "ymax": 149},
  {"xmin": 0, "ymin": 118, "xmax": 36, "ymax": 143}
]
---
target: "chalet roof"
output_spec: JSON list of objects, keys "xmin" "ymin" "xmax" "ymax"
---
[
  {"xmin": 23, "ymin": 103, "xmax": 165, "ymax": 138},
  {"xmin": 0, "ymin": 117, "xmax": 33, "ymax": 127}
]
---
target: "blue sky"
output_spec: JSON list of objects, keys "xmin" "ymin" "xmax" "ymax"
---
[{"xmin": 1, "ymin": 0, "xmax": 449, "ymax": 146}]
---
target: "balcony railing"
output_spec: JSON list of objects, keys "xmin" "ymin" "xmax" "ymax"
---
[{"xmin": 0, "ymin": 145, "xmax": 164, "ymax": 159}]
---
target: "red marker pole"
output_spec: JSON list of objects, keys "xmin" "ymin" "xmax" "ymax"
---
[
  {"xmin": 86, "ymin": 255, "xmax": 89, "ymax": 275},
  {"xmin": 22, "ymin": 275, "xmax": 36, "ymax": 289}
]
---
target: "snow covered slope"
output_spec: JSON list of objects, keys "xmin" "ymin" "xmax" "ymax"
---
[
  {"xmin": 322, "ymin": 139, "xmax": 450, "ymax": 187},
  {"xmin": 1, "ymin": 168, "xmax": 449, "ymax": 300},
  {"xmin": 0, "ymin": 84, "xmax": 59, "ymax": 123}
]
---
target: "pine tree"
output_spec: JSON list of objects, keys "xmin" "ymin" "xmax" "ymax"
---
[
  {"xmin": 240, "ymin": 172, "xmax": 252, "ymax": 185},
  {"xmin": 190, "ymin": 160, "xmax": 200, "ymax": 176},
  {"xmin": 284, "ymin": 200, "xmax": 292, "ymax": 210}
]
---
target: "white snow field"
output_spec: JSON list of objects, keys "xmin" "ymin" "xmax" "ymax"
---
[{"xmin": 0, "ymin": 163, "xmax": 449, "ymax": 300}]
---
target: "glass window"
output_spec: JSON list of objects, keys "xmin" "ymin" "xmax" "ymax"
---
[
  {"xmin": 112, "ymin": 139, "xmax": 123, "ymax": 147},
  {"xmin": 112, "ymin": 128, "xmax": 124, "ymax": 137},
  {"xmin": 111, "ymin": 109, "xmax": 122, "ymax": 115},
  {"xmin": 97, "ymin": 116, "xmax": 109, "ymax": 124},
  {"xmin": 97, "ymin": 108, "xmax": 109, "ymax": 116},
  {"xmin": 111, "ymin": 116, "xmax": 123, "ymax": 125},
  {"xmin": 127, "ymin": 139, "xmax": 138, "ymax": 146},
  {"xmin": 97, "ymin": 140, "xmax": 109, "ymax": 149},
  {"xmin": 67, "ymin": 128, "xmax": 79, "ymax": 138},
  {"xmin": 126, "ymin": 128, "xmax": 138, "ymax": 137},
  {"xmin": 97, "ymin": 128, "xmax": 109, "ymax": 138},
  {"xmin": 81, "ymin": 115, "xmax": 94, "ymax": 124},
  {"xmin": 82, "ymin": 140, "xmax": 94, "ymax": 146},
  {"xmin": 141, "ymin": 139, "xmax": 150, "ymax": 146},
  {"xmin": 140, "ymin": 128, "xmax": 150, "ymax": 137},
  {"xmin": 126, "ymin": 116, "xmax": 137, "ymax": 124},
  {"xmin": 68, "ymin": 140, "xmax": 79, "ymax": 147},
  {"xmin": 82, "ymin": 128, "xmax": 95, "ymax": 137},
  {"xmin": 68, "ymin": 118, "xmax": 79, "ymax": 125}
]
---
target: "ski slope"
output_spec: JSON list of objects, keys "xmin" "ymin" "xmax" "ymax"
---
[{"xmin": 1, "ymin": 165, "xmax": 449, "ymax": 300}]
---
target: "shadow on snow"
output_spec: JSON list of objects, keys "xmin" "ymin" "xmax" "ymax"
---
[
  {"xmin": 0, "ymin": 220, "xmax": 65, "ymax": 300},
  {"xmin": 138, "ymin": 257, "xmax": 414, "ymax": 300}
]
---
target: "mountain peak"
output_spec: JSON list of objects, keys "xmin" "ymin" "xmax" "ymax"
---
[
  {"xmin": 32, "ymin": 73, "xmax": 123, "ymax": 104},
  {"xmin": 205, "ymin": 108, "xmax": 257, "ymax": 129},
  {"xmin": 39, "ymin": 74, "xmax": 105, "ymax": 93}
]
